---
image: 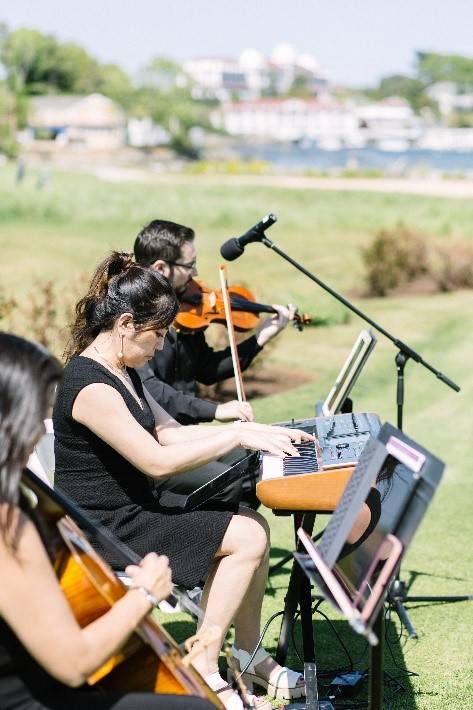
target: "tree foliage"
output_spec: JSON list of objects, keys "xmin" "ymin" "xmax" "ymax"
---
[
  {"xmin": 0, "ymin": 27, "xmax": 134, "ymax": 100},
  {"xmin": 0, "ymin": 28, "xmax": 212, "ymax": 157},
  {"xmin": 416, "ymin": 51, "xmax": 473, "ymax": 88},
  {"xmin": 369, "ymin": 52, "xmax": 473, "ymax": 114},
  {"xmin": 369, "ymin": 73, "xmax": 435, "ymax": 113},
  {"xmin": 0, "ymin": 82, "xmax": 19, "ymax": 157}
]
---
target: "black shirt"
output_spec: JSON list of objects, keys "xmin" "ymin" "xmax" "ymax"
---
[{"xmin": 137, "ymin": 329, "xmax": 263, "ymax": 424}]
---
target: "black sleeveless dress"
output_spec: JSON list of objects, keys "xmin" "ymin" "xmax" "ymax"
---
[{"xmin": 53, "ymin": 356, "xmax": 233, "ymax": 589}]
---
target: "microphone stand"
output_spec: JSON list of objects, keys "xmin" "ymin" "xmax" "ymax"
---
[
  {"xmin": 258, "ymin": 234, "xmax": 459, "ymax": 395},
  {"xmin": 248, "ymin": 231, "xmax": 468, "ymax": 710}
]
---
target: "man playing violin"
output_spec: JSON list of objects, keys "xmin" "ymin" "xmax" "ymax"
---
[
  {"xmin": 133, "ymin": 219, "xmax": 294, "ymax": 426},
  {"xmin": 133, "ymin": 219, "xmax": 295, "ymax": 509}
]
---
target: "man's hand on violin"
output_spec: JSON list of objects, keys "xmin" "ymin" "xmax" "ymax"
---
[
  {"xmin": 255, "ymin": 303, "xmax": 296, "ymax": 347},
  {"xmin": 235, "ymin": 421, "xmax": 315, "ymax": 458},
  {"xmin": 215, "ymin": 400, "xmax": 254, "ymax": 422}
]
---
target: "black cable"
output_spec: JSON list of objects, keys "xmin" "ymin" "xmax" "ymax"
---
[
  {"xmin": 312, "ymin": 604, "xmax": 354, "ymax": 673},
  {"xmin": 219, "ymin": 609, "xmax": 285, "ymax": 694},
  {"xmin": 290, "ymin": 609, "xmax": 304, "ymax": 666},
  {"xmin": 383, "ymin": 606, "xmax": 419, "ymax": 680}
]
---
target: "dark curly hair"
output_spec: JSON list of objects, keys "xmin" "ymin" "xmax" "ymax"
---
[
  {"xmin": 133, "ymin": 219, "xmax": 195, "ymax": 267},
  {"xmin": 64, "ymin": 251, "xmax": 179, "ymax": 362}
]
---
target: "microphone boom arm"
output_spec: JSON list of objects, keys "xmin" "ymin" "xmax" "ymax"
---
[{"xmin": 259, "ymin": 234, "xmax": 460, "ymax": 393}]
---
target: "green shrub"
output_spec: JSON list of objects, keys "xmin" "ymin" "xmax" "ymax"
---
[
  {"xmin": 3, "ymin": 275, "xmax": 89, "ymax": 359},
  {"xmin": 362, "ymin": 223, "xmax": 429, "ymax": 296}
]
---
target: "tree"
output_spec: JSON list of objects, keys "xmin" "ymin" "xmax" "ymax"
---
[
  {"xmin": 97, "ymin": 64, "xmax": 135, "ymax": 108},
  {"xmin": 287, "ymin": 73, "xmax": 315, "ymax": 98},
  {"xmin": 52, "ymin": 42, "xmax": 101, "ymax": 93},
  {"xmin": 0, "ymin": 82, "xmax": 19, "ymax": 157},
  {"xmin": 0, "ymin": 28, "xmax": 58, "ymax": 94},
  {"xmin": 134, "ymin": 57, "xmax": 213, "ymax": 157},
  {"xmin": 416, "ymin": 51, "xmax": 473, "ymax": 88},
  {"xmin": 370, "ymin": 73, "xmax": 434, "ymax": 113}
]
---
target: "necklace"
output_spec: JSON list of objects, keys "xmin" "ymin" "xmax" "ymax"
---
[{"xmin": 92, "ymin": 345, "xmax": 129, "ymax": 379}]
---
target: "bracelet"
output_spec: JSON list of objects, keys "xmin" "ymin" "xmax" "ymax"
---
[{"xmin": 128, "ymin": 585, "xmax": 159, "ymax": 608}]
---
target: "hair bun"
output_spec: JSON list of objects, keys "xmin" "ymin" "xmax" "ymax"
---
[{"xmin": 108, "ymin": 251, "xmax": 134, "ymax": 278}]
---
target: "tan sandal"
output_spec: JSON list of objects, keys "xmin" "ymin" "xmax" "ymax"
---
[{"xmin": 228, "ymin": 646, "xmax": 305, "ymax": 701}]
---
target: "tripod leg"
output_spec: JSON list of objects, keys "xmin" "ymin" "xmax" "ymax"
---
[
  {"xmin": 389, "ymin": 576, "xmax": 418, "ymax": 638},
  {"xmin": 391, "ymin": 598, "xmax": 418, "ymax": 639},
  {"xmin": 406, "ymin": 594, "xmax": 473, "ymax": 602}
]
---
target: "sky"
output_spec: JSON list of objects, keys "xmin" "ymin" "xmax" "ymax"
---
[{"xmin": 1, "ymin": 0, "xmax": 473, "ymax": 86}]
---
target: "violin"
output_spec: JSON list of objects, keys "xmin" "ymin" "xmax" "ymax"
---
[
  {"xmin": 175, "ymin": 279, "xmax": 311, "ymax": 333},
  {"xmin": 21, "ymin": 469, "xmax": 223, "ymax": 707}
]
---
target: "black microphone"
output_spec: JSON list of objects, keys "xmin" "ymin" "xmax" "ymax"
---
[{"xmin": 220, "ymin": 213, "xmax": 277, "ymax": 261}]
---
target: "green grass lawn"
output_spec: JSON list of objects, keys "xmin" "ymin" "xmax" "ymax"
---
[{"xmin": 1, "ymin": 164, "xmax": 472, "ymax": 708}]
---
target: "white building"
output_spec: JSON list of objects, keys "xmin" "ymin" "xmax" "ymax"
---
[
  {"xmin": 184, "ymin": 44, "xmax": 327, "ymax": 102},
  {"xmin": 183, "ymin": 57, "xmax": 248, "ymax": 101},
  {"xmin": 426, "ymin": 82, "xmax": 473, "ymax": 118},
  {"xmin": 417, "ymin": 127, "xmax": 473, "ymax": 151},
  {"xmin": 213, "ymin": 96, "xmax": 424, "ymax": 149},
  {"xmin": 127, "ymin": 118, "xmax": 170, "ymax": 148},
  {"xmin": 354, "ymin": 98, "xmax": 424, "ymax": 150},
  {"xmin": 213, "ymin": 98, "xmax": 356, "ymax": 144}
]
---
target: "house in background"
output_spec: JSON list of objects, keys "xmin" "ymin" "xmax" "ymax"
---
[
  {"xmin": 184, "ymin": 43, "xmax": 328, "ymax": 102},
  {"xmin": 21, "ymin": 93, "xmax": 126, "ymax": 151}
]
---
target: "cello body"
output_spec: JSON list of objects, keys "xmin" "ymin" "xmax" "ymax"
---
[{"xmin": 22, "ymin": 470, "xmax": 223, "ymax": 706}]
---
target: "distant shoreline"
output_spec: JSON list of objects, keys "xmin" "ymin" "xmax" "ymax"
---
[{"xmin": 92, "ymin": 167, "xmax": 473, "ymax": 199}]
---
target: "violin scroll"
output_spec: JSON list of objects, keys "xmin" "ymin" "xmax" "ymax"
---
[{"xmin": 292, "ymin": 310, "xmax": 311, "ymax": 332}]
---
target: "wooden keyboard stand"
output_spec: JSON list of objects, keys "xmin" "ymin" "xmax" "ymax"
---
[{"xmin": 256, "ymin": 465, "xmax": 355, "ymax": 667}]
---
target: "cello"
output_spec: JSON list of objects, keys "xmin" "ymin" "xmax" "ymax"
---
[{"xmin": 21, "ymin": 468, "xmax": 224, "ymax": 706}]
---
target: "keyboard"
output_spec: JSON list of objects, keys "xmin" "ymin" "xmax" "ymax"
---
[
  {"xmin": 262, "ymin": 441, "xmax": 321, "ymax": 480},
  {"xmin": 261, "ymin": 412, "xmax": 380, "ymax": 481}
]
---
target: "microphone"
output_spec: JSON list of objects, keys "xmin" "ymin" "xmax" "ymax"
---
[{"xmin": 220, "ymin": 213, "xmax": 277, "ymax": 261}]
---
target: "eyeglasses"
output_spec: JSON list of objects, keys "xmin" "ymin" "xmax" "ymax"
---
[{"xmin": 166, "ymin": 260, "xmax": 197, "ymax": 271}]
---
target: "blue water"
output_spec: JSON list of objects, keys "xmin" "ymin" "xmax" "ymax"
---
[{"xmin": 233, "ymin": 143, "xmax": 473, "ymax": 174}]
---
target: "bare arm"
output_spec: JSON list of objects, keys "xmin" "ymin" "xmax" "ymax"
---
[
  {"xmin": 0, "ymin": 509, "xmax": 171, "ymax": 688},
  {"xmin": 72, "ymin": 384, "xmax": 309, "ymax": 479},
  {"xmin": 142, "ymin": 386, "xmax": 233, "ymax": 443},
  {"xmin": 143, "ymin": 387, "xmax": 313, "ymax": 449},
  {"xmin": 73, "ymin": 383, "xmax": 243, "ymax": 479}
]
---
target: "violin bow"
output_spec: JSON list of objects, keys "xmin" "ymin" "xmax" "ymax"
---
[{"xmin": 218, "ymin": 264, "xmax": 246, "ymax": 403}]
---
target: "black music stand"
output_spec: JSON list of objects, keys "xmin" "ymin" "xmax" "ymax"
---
[{"xmin": 295, "ymin": 423, "xmax": 446, "ymax": 710}]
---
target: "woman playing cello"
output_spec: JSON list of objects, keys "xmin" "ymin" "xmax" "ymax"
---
[{"xmin": 0, "ymin": 332, "xmax": 215, "ymax": 710}]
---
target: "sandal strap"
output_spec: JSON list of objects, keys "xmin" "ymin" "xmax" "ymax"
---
[
  {"xmin": 205, "ymin": 671, "xmax": 247, "ymax": 709},
  {"xmin": 231, "ymin": 645, "xmax": 270, "ymax": 674},
  {"xmin": 267, "ymin": 664, "xmax": 303, "ymax": 688},
  {"xmin": 231, "ymin": 646, "xmax": 303, "ymax": 690}
]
